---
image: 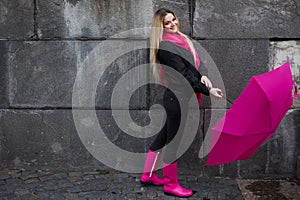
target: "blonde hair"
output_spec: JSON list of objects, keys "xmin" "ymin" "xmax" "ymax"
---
[{"xmin": 150, "ymin": 8, "xmax": 197, "ymax": 83}]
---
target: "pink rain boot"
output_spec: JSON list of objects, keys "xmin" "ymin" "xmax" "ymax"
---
[
  {"xmin": 140, "ymin": 150, "xmax": 164, "ymax": 186},
  {"xmin": 163, "ymin": 162, "xmax": 193, "ymax": 197}
]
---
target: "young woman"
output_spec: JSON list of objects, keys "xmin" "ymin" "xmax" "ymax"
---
[{"xmin": 140, "ymin": 8, "xmax": 223, "ymax": 197}]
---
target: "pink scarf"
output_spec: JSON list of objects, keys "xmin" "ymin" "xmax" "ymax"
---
[{"xmin": 160, "ymin": 32, "xmax": 203, "ymax": 105}]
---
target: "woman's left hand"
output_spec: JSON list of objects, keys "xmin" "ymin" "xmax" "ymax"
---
[{"xmin": 201, "ymin": 76, "xmax": 212, "ymax": 88}]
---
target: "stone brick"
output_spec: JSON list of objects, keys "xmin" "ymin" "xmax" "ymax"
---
[
  {"xmin": 7, "ymin": 40, "xmax": 148, "ymax": 109},
  {"xmin": 7, "ymin": 41, "xmax": 77, "ymax": 108},
  {"xmin": 239, "ymin": 143, "xmax": 269, "ymax": 178},
  {"xmin": 36, "ymin": 0, "xmax": 66, "ymax": 38},
  {"xmin": 0, "ymin": 109, "xmax": 102, "ymax": 170},
  {"xmin": 179, "ymin": 110, "xmax": 204, "ymax": 173},
  {"xmin": 39, "ymin": 175, "xmax": 56, "ymax": 182},
  {"xmin": 21, "ymin": 171, "xmax": 38, "ymax": 180},
  {"xmin": 80, "ymin": 183, "xmax": 96, "ymax": 191},
  {"xmin": 196, "ymin": 39, "xmax": 269, "ymax": 108},
  {"xmin": 94, "ymin": 42, "xmax": 149, "ymax": 110},
  {"xmin": 267, "ymin": 109, "xmax": 300, "ymax": 177},
  {"xmin": 56, "ymin": 179, "xmax": 72, "ymax": 189},
  {"xmin": 0, "ymin": 109, "xmax": 154, "ymax": 171},
  {"xmin": 37, "ymin": 0, "xmax": 151, "ymax": 38},
  {"xmin": 297, "ymin": 155, "xmax": 300, "ymax": 181},
  {"xmin": 0, "ymin": 107, "xmax": 208, "ymax": 172},
  {"xmin": 14, "ymin": 188, "xmax": 30, "ymax": 196},
  {"xmin": 37, "ymin": 0, "xmax": 191, "ymax": 39},
  {"xmin": 68, "ymin": 176, "xmax": 83, "ymax": 184},
  {"xmin": 67, "ymin": 185, "xmax": 81, "ymax": 193},
  {"xmin": 269, "ymin": 41, "xmax": 300, "ymax": 108},
  {"xmin": 49, "ymin": 191, "xmax": 65, "ymax": 199},
  {"xmin": 53, "ymin": 173, "xmax": 68, "ymax": 180},
  {"xmin": 0, "ymin": 0, "xmax": 34, "ymax": 39},
  {"xmin": 82, "ymin": 174, "xmax": 94, "ymax": 181},
  {"xmin": 68, "ymin": 172, "xmax": 82, "ymax": 177},
  {"xmin": 193, "ymin": 0, "xmax": 300, "ymax": 38},
  {"xmin": 34, "ymin": 192, "xmax": 50, "ymax": 199},
  {"xmin": 0, "ymin": 41, "xmax": 9, "ymax": 108}
]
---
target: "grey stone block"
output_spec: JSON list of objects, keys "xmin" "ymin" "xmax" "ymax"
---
[
  {"xmin": 0, "ymin": 0, "xmax": 34, "ymax": 39},
  {"xmin": 267, "ymin": 109, "xmax": 300, "ymax": 177},
  {"xmin": 197, "ymin": 39, "xmax": 269, "ymax": 108},
  {"xmin": 297, "ymin": 155, "xmax": 300, "ymax": 181},
  {"xmin": 36, "ymin": 0, "xmax": 67, "ymax": 38},
  {"xmin": 193, "ymin": 0, "xmax": 300, "ymax": 38},
  {"xmin": 239, "ymin": 110, "xmax": 300, "ymax": 178},
  {"xmin": 94, "ymin": 45, "xmax": 149, "ymax": 110},
  {"xmin": 239, "ymin": 143, "xmax": 269, "ymax": 178},
  {"xmin": 0, "ymin": 109, "xmax": 103, "ymax": 171},
  {"xmin": 7, "ymin": 40, "xmax": 148, "ymax": 109},
  {"xmin": 178, "ymin": 109, "xmax": 204, "ymax": 173},
  {"xmin": 0, "ymin": 41, "xmax": 9, "ymax": 108},
  {"xmin": 37, "ymin": 0, "xmax": 191, "ymax": 39},
  {"xmin": 269, "ymin": 41, "xmax": 300, "ymax": 108},
  {"xmin": 37, "ymin": 0, "xmax": 154, "ymax": 38},
  {"xmin": 0, "ymin": 109, "xmax": 158, "ymax": 171},
  {"xmin": 7, "ymin": 41, "xmax": 77, "ymax": 108},
  {"xmin": 0, "ymin": 108, "xmax": 208, "ymax": 172}
]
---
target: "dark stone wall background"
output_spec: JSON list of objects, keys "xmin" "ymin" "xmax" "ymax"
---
[{"xmin": 0, "ymin": 0, "xmax": 299, "ymax": 178}]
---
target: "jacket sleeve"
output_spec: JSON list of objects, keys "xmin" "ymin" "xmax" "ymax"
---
[{"xmin": 157, "ymin": 48, "xmax": 210, "ymax": 96}]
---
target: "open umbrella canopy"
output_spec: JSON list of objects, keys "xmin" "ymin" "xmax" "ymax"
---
[{"xmin": 206, "ymin": 61, "xmax": 296, "ymax": 166}]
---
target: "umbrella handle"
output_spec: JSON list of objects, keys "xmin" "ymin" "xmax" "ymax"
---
[
  {"xmin": 294, "ymin": 82, "xmax": 298, "ymax": 100},
  {"xmin": 226, "ymin": 97, "xmax": 234, "ymax": 105}
]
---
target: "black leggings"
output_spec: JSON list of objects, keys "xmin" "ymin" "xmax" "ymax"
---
[{"xmin": 150, "ymin": 90, "xmax": 188, "ymax": 164}]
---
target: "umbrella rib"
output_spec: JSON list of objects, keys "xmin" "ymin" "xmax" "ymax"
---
[
  {"xmin": 253, "ymin": 78, "xmax": 273, "ymax": 132},
  {"xmin": 214, "ymin": 129, "xmax": 275, "ymax": 136}
]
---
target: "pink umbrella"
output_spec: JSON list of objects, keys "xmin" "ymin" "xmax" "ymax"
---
[{"xmin": 206, "ymin": 61, "xmax": 298, "ymax": 166}]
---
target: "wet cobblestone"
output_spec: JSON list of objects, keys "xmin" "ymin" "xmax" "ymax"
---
[
  {"xmin": 2, "ymin": 168, "xmax": 297, "ymax": 199},
  {"xmin": 1, "ymin": 169, "xmax": 241, "ymax": 200}
]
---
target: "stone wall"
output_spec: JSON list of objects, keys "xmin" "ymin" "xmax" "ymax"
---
[{"xmin": 0, "ymin": 0, "xmax": 299, "ymax": 178}]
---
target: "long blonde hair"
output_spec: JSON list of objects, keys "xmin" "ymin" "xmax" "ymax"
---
[{"xmin": 150, "ymin": 8, "xmax": 197, "ymax": 83}]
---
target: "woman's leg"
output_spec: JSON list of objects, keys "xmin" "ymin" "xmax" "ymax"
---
[
  {"xmin": 161, "ymin": 92, "xmax": 193, "ymax": 197},
  {"xmin": 149, "ymin": 120, "xmax": 167, "ymax": 151},
  {"xmin": 149, "ymin": 90, "xmax": 182, "ymax": 154},
  {"xmin": 140, "ymin": 92, "xmax": 169, "ymax": 185},
  {"xmin": 163, "ymin": 91, "xmax": 186, "ymax": 164},
  {"xmin": 140, "ymin": 90, "xmax": 180, "ymax": 185}
]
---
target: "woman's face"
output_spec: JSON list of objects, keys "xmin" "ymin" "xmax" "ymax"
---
[{"xmin": 163, "ymin": 13, "xmax": 178, "ymax": 33}]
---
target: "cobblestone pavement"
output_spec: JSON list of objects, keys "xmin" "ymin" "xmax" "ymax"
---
[{"xmin": 0, "ymin": 168, "xmax": 299, "ymax": 200}]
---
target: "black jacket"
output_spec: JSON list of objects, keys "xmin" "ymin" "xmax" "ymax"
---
[{"xmin": 157, "ymin": 41, "xmax": 210, "ymax": 97}]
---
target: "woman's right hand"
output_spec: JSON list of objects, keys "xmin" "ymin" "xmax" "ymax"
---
[{"xmin": 209, "ymin": 88, "xmax": 223, "ymax": 98}]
